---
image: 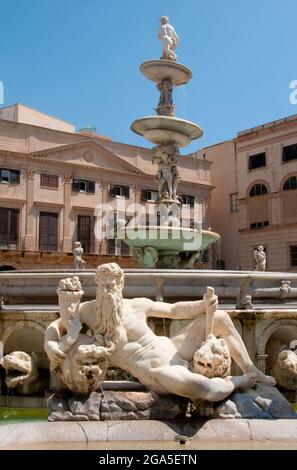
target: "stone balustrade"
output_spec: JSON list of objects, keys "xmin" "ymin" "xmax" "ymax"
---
[{"xmin": 0, "ymin": 269, "xmax": 297, "ymax": 307}]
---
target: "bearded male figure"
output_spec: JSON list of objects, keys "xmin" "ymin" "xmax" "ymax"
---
[{"xmin": 45, "ymin": 263, "xmax": 275, "ymax": 402}]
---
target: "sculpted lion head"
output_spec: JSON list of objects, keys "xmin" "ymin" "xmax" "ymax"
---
[
  {"xmin": 191, "ymin": 334, "xmax": 231, "ymax": 379},
  {"xmin": 271, "ymin": 349, "xmax": 297, "ymax": 391},
  {"xmin": 53, "ymin": 334, "xmax": 108, "ymax": 396}
]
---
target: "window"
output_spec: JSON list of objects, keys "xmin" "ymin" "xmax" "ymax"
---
[
  {"xmin": 0, "ymin": 168, "xmax": 20, "ymax": 184},
  {"xmin": 250, "ymin": 221, "xmax": 269, "ymax": 229},
  {"xmin": 249, "ymin": 184, "xmax": 268, "ymax": 197},
  {"xmin": 248, "ymin": 152, "xmax": 266, "ymax": 170},
  {"xmin": 0, "ymin": 208, "xmax": 19, "ymax": 248},
  {"xmin": 283, "ymin": 144, "xmax": 297, "ymax": 163},
  {"xmin": 72, "ymin": 179, "xmax": 95, "ymax": 193},
  {"xmin": 290, "ymin": 246, "xmax": 297, "ymax": 267},
  {"xmin": 181, "ymin": 195, "xmax": 195, "ymax": 207},
  {"xmin": 77, "ymin": 215, "xmax": 95, "ymax": 253},
  {"xmin": 41, "ymin": 174, "xmax": 59, "ymax": 188},
  {"xmin": 283, "ymin": 176, "xmax": 297, "ymax": 191},
  {"xmin": 230, "ymin": 193, "xmax": 239, "ymax": 212},
  {"xmin": 108, "ymin": 239, "xmax": 129, "ymax": 256},
  {"xmin": 141, "ymin": 189, "xmax": 158, "ymax": 202},
  {"xmin": 109, "ymin": 185, "xmax": 130, "ymax": 198},
  {"xmin": 39, "ymin": 212, "xmax": 58, "ymax": 251}
]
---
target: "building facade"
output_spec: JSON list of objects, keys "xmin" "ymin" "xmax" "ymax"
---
[
  {"xmin": 200, "ymin": 114, "xmax": 297, "ymax": 271},
  {"xmin": 0, "ymin": 104, "xmax": 213, "ymax": 269}
]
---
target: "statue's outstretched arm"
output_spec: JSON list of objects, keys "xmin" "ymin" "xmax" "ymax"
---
[{"xmin": 146, "ymin": 298, "xmax": 206, "ymax": 320}]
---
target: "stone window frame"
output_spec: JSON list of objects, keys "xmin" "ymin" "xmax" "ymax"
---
[
  {"xmin": 283, "ymin": 175, "xmax": 297, "ymax": 191},
  {"xmin": 282, "ymin": 143, "xmax": 297, "ymax": 163},
  {"xmin": 248, "ymin": 182, "xmax": 269, "ymax": 198}
]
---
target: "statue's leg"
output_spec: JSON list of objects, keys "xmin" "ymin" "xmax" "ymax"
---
[
  {"xmin": 150, "ymin": 364, "xmax": 256, "ymax": 402},
  {"xmin": 212, "ymin": 310, "xmax": 275, "ymax": 385},
  {"xmin": 171, "ymin": 310, "xmax": 275, "ymax": 385}
]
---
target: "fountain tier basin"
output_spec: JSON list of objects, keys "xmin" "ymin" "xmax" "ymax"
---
[
  {"xmin": 131, "ymin": 116, "xmax": 203, "ymax": 147},
  {"xmin": 140, "ymin": 60, "xmax": 192, "ymax": 85},
  {"xmin": 118, "ymin": 226, "xmax": 220, "ymax": 268}
]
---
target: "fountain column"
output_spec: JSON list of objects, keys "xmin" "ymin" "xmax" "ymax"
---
[{"xmin": 119, "ymin": 17, "xmax": 220, "ymax": 268}]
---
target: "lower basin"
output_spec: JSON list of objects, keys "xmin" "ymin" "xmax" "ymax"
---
[
  {"xmin": 0, "ymin": 407, "xmax": 47, "ymax": 423},
  {"xmin": 118, "ymin": 226, "xmax": 220, "ymax": 268}
]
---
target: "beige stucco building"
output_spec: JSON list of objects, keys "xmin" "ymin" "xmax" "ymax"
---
[
  {"xmin": 200, "ymin": 114, "xmax": 297, "ymax": 271},
  {"xmin": 0, "ymin": 104, "xmax": 213, "ymax": 269}
]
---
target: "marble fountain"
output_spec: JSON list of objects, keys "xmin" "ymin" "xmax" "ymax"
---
[{"xmin": 1, "ymin": 17, "xmax": 297, "ymax": 450}]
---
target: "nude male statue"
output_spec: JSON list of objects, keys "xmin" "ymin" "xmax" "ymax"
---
[
  {"xmin": 45, "ymin": 263, "xmax": 275, "ymax": 403},
  {"xmin": 254, "ymin": 245, "xmax": 266, "ymax": 271},
  {"xmin": 158, "ymin": 16, "xmax": 180, "ymax": 61}
]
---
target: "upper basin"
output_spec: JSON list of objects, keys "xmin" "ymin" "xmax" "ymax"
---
[
  {"xmin": 131, "ymin": 116, "xmax": 203, "ymax": 147},
  {"xmin": 140, "ymin": 60, "xmax": 192, "ymax": 85}
]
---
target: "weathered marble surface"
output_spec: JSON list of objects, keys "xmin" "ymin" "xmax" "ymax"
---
[
  {"xmin": 47, "ymin": 390, "xmax": 187, "ymax": 421},
  {"xmin": 47, "ymin": 384, "xmax": 296, "ymax": 422},
  {"xmin": 212, "ymin": 384, "xmax": 296, "ymax": 419}
]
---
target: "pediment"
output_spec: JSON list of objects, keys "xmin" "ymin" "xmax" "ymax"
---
[{"xmin": 30, "ymin": 140, "xmax": 144, "ymax": 176}]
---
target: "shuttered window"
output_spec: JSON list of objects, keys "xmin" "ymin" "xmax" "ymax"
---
[
  {"xmin": 0, "ymin": 169, "xmax": 20, "ymax": 184},
  {"xmin": 0, "ymin": 208, "xmax": 19, "ymax": 248},
  {"xmin": 72, "ymin": 179, "xmax": 95, "ymax": 193},
  {"xmin": 77, "ymin": 215, "xmax": 95, "ymax": 253},
  {"xmin": 109, "ymin": 185, "xmax": 130, "ymax": 198},
  {"xmin": 41, "ymin": 174, "xmax": 59, "ymax": 188},
  {"xmin": 141, "ymin": 189, "xmax": 158, "ymax": 202},
  {"xmin": 39, "ymin": 212, "xmax": 58, "ymax": 251},
  {"xmin": 108, "ymin": 239, "xmax": 129, "ymax": 256}
]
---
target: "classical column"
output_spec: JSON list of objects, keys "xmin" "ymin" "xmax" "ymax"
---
[
  {"xmin": 100, "ymin": 180, "xmax": 110, "ymax": 255},
  {"xmin": 94, "ymin": 181, "xmax": 103, "ymax": 254},
  {"xmin": 24, "ymin": 169, "xmax": 36, "ymax": 250},
  {"xmin": 242, "ymin": 315, "xmax": 257, "ymax": 363},
  {"xmin": 256, "ymin": 353, "xmax": 268, "ymax": 374},
  {"xmin": 134, "ymin": 184, "xmax": 142, "ymax": 205},
  {"xmin": 62, "ymin": 175, "xmax": 73, "ymax": 253}
]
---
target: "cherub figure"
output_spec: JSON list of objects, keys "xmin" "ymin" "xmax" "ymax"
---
[
  {"xmin": 254, "ymin": 245, "xmax": 266, "ymax": 271},
  {"xmin": 73, "ymin": 241, "xmax": 86, "ymax": 270},
  {"xmin": 158, "ymin": 16, "xmax": 180, "ymax": 61}
]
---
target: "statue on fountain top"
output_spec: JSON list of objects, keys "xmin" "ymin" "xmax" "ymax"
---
[{"xmin": 158, "ymin": 16, "xmax": 180, "ymax": 62}]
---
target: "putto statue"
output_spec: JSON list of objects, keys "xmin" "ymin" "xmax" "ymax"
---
[
  {"xmin": 254, "ymin": 245, "xmax": 266, "ymax": 271},
  {"xmin": 158, "ymin": 16, "xmax": 180, "ymax": 62},
  {"xmin": 73, "ymin": 241, "xmax": 86, "ymax": 270},
  {"xmin": 45, "ymin": 263, "xmax": 275, "ymax": 400}
]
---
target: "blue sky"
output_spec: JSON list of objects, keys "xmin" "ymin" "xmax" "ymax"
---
[{"xmin": 1, "ymin": 0, "xmax": 297, "ymax": 153}]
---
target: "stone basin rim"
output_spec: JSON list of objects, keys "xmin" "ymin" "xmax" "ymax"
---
[
  {"xmin": 140, "ymin": 59, "xmax": 193, "ymax": 85},
  {"xmin": 131, "ymin": 116, "xmax": 203, "ymax": 140}
]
